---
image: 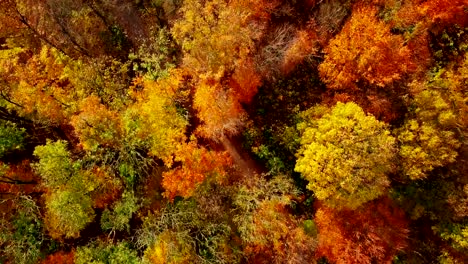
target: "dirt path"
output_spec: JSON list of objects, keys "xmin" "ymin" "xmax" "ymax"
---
[{"xmin": 220, "ymin": 135, "xmax": 264, "ymax": 180}]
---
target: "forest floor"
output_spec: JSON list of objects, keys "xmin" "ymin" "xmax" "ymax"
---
[{"xmin": 220, "ymin": 135, "xmax": 264, "ymax": 180}]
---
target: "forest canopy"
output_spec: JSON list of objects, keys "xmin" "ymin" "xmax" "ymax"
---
[{"xmin": 0, "ymin": 0, "xmax": 467, "ymax": 263}]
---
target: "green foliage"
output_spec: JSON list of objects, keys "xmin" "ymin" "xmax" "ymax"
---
[
  {"xmin": 0, "ymin": 120, "xmax": 26, "ymax": 157},
  {"xmin": 33, "ymin": 140, "xmax": 75, "ymax": 189},
  {"xmin": 101, "ymin": 191, "xmax": 140, "ymax": 233},
  {"xmin": 303, "ymin": 219, "xmax": 318, "ymax": 238},
  {"xmin": 75, "ymin": 240, "xmax": 140, "ymax": 264},
  {"xmin": 295, "ymin": 102, "xmax": 396, "ymax": 209},
  {"xmin": 46, "ymin": 189, "xmax": 95, "ymax": 239},
  {"xmin": 0, "ymin": 196, "xmax": 44, "ymax": 264},
  {"xmin": 252, "ymin": 145, "xmax": 285, "ymax": 174}
]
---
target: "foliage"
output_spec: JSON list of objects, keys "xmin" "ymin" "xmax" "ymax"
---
[
  {"xmin": 315, "ymin": 198, "xmax": 409, "ymax": 264},
  {"xmin": 75, "ymin": 240, "xmax": 140, "ymax": 264},
  {"xmin": 435, "ymin": 222, "xmax": 468, "ymax": 252},
  {"xmin": 101, "ymin": 191, "xmax": 140, "ymax": 233},
  {"xmin": 171, "ymin": 0, "xmax": 258, "ymax": 76},
  {"xmin": 0, "ymin": 196, "xmax": 45, "ymax": 264},
  {"xmin": 0, "ymin": 0, "xmax": 466, "ymax": 262},
  {"xmin": 319, "ymin": 5, "xmax": 414, "ymax": 90},
  {"xmin": 0, "ymin": 120, "xmax": 26, "ymax": 157},
  {"xmin": 162, "ymin": 140, "xmax": 232, "ymax": 200},
  {"xmin": 233, "ymin": 175, "xmax": 316, "ymax": 263},
  {"xmin": 396, "ymin": 89, "xmax": 461, "ymax": 180},
  {"xmin": 295, "ymin": 102, "xmax": 396, "ymax": 209},
  {"xmin": 130, "ymin": 69, "xmax": 188, "ymax": 163},
  {"xmin": 45, "ymin": 189, "xmax": 95, "ymax": 239},
  {"xmin": 70, "ymin": 95, "xmax": 122, "ymax": 151},
  {"xmin": 193, "ymin": 78, "xmax": 246, "ymax": 139},
  {"xmin": 396, "ymin": 55, "xmax": 466, "ymax": 180},
  {"xmin": 130, "ymin": 27, "xmax": 177, "ymax": 81},
  {"xmin": 137, "ymin": 199, "xmax": 235, "ymax": 263},
  {"xmin": 33, "ymin": 140, "xmax": 75, "ymax": 189}
]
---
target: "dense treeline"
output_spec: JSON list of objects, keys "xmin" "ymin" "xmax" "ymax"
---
[{"xmin": 0, "ymin": 0, "xmax": 466, "ymax": 263}]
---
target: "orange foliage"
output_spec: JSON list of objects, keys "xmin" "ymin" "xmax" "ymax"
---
[
  {"xmin": 0, "ymin": 160, "xmax": 38, "ymax": 194},
  {"xmin": 8, "ymin": 47, "xmax": 71, "ymax": 124},
  {"xmin": 233, "ymin": 0, "xmax": 280, "ymax": 21},
  {"xmin": 229, "ymin": 59, "xmax": 262, "ymax": 103},
  {"xmin": 162, "ymin": 141, "xmax": 232, "ymax": 200},
  {"xmin": 194, "ymin": 79, "xmax": 246, "ymax": 139},
  {"xmin": 319, "ymin": 5, "xmax": 415, "ymax": 90},
  {"xmin": 315, "ymin": 198, "xmax": 409, "ymax": 264},
  {"xmin": 70, "ymin": 95, "xmax": 122, "ymax": 151},
  {"xmin": 394, "ymin": 0, "xmax": 467, "ymax": 29},
  {"xmin": 244, "ymin": 200, "xmax": 316, "ymax": 263},
  {"xmin": 420, "ymin": 0, "xmax": 468, "ymax": 27},
  {"xmin": 41, "ymin": 251, "xmax": 75, "ymax": 264}
]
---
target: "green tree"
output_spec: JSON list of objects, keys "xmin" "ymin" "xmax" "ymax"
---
[
  {"xmin": 0, "ymin": 196, "xmax": 45, "ymax": 264},
  {"xmin": 75, "ymin": 240, "xmax": 140, "ymax": 264},
  {"xmin": 295, "ymin": 102, "xmax": 396, "ymax": 209},
  {"xmin": 101, "ymin": 191, "xmax": 140, "ymax": 233},
  {"xmin": 0, "ymin": 120, "xmax": 26, "ymax": 157},
  {"xmin": 33, "ymin": 140, "xmax": 74, "ymax": 189},
  {"xmin": 45, "ymin": 189, "xmax": 95, "ymax": 239}
]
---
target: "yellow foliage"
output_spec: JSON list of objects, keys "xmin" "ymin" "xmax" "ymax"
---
[
  {"xmin": 295, "ymin": 102, "xmax": 396, "ymax": 209},
  {"xmin": 143, "ymin": 231, "xmax": 196, "ymax": 264},
  {"xmin": 130, "ymin": 69, "xmax": 188, "ymax": 164},
  {"xmin": 171, "ymin": 0, "xmax": 258, "ymax": 76},
  {"xmin": 397, "ymin": 59, "xmax": 465, "ymax": 180}
]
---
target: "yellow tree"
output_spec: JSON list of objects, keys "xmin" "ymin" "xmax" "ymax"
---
[
  {"xmin": 295, "ymin": 102, "xmax": 396, "ymax": 209},
  {"xmin": 396, "ymin": 55, "xmax": 466, "ymax": 180},
  {"xmin": 129, "ymin": 69, "xmax": 188, "ymax": 164},
  {"xmin": 171, "ymin": 0, "xmax": 261, "ymax": 76}
]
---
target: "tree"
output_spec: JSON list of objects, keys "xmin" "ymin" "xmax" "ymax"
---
[
  {"xmin": 315, "ymin": 198, "xmax": 409, "ymax": 264},
  {"xmin": 396, "ymin": 89, "xmax": 461, "ymax": 180},
  {"xmin": 171, "ymin": 0, "xmax": 259, "ymax": 76},
  {"xmin": 70, "ymin": 95, "xmax": 122, "ymax": 151},
  {"xmin": 295, "ymin": 102, "xmax": 396, "ymax": 209},
  {"xmin": 0, "ymin": 120, "xmax": 26, "ymax": 157},
  {"xmin": 33, "ymin": 140, "xmax": 74, "ymax": 189},
  {"xmin": 193, "ymin": 78, "xmax": 246, "ymax": 139},
  {"xmin": 129, "ymin": 69, "xmax": 188, "ymax": 164},
  {"xmin": 162, "ymin": 140, "xmax": 232, "ymax": 200},
  {"xmin": 233, "ymin": 175, "xmax": 317, "ymax": 263},
  {"xmin": 101, "ymin": 191, "xmax": 140, "ymax": 233},
  {"xmin": 396, "ymin": 53, "xmax": 466, "ymax": 180},
  {"xmin": 137, "ymin": 199, "xmax": 235, "ymax": 263},
  {"xmin": 44, "ymin": 189, "xmax": 95, "ymax": 239},
  {"xmin": 0, "ymin": 196, "xmax": 45, "ymax": 264},
  {"xmin": 75, "ymin": 240, "xmax": 140, "ymax": 264},
  {"xmin": 1, "ymin": 45, "xmax": 72, "ymax": 125},
  {"xmin": 318, "ymin": 5, "xmax": 414, "ymax": 91}
]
